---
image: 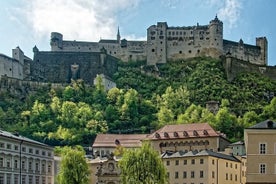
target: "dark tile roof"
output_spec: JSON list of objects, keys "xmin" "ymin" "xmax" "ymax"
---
[
  {"xmin": 161, "ymin": 149, "xmax": 240, "ymax": 162},
  {"xmin": 0, "ymin": 129, "xmax": 52, "ymax": 148},
  {"xmin": 99, "ymin": 39, "xmax": 118, "ymax": 44},
  {"xmin": 247, "ymin": 119, "xmax": 276, "ymax": 129}
]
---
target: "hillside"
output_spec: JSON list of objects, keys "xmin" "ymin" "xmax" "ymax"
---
[{"xmin": 0, "ymin": 57, "xmax": 275, "ymax": 146}]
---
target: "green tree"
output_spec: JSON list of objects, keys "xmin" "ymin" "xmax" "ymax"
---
[
  {"xmin": 57, "ymin": 146, "xmax": 90, "ymax": 184},
  {"xmin": 119, "ymin": 142, "xmax": 168, "ymax": 184}
]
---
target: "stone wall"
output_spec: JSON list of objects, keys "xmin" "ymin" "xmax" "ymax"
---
[
  {"xmin": 223, "ymin": 55, "xmax": 276, "ymax": 81},
  {"xmin": 31, "ymin": 49, "xmax": 118, "ymax": 85}
]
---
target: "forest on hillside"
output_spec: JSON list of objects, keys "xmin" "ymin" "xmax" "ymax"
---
[{"xmin": 0, "ymin": 57, "xmax": 275, "ymax": 146}]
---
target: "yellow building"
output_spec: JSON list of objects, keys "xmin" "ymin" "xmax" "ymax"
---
[
  {"xmin": 162, "ymin": 149, "xmax": 241, "ymax": 184},
  {"xmin": 244, "ymin": 119, "xmax": 276, "ymax": 184}
]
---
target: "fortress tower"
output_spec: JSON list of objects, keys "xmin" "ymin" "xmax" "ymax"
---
[
  {"xmin": 50, "ymin": 32, "xmax": 63, "ymax": 51},
  {"xmin": 147, "ymin": 22, "xmax": 168, "ymax": 65},
  {"xmin": 256, "ymin": 37, "xmax": 268, "ymax": 65},
  {"xmin": 208, "ymin": 15, "xmax": 223, "ymax": 57}
]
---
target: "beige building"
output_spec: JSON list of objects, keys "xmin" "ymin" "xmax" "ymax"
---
[
  {"xmin": 162, "ymin": 149, "xmax": 241, "ymax": 184},
  {"xmin": 146, "ymin": 123, "xmax": 230, "ymax": 153},
  {"xmin": 244, "ymin": 119, "xmax": 276, "ymax": 184},
  {"xmin": 92, "ymin": 133, "xmax": 149, "ymax": 158},
  {"xmin": 0, "ymin": 129, "xmax": 54, "ymax": 184}
]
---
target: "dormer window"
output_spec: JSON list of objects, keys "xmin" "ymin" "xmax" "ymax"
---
[
  {"xmin": 115, "ymin": 139, "xmax": 120, "ymax": 145},
  {"xmin": 193, "ymin": 130, "xmax": 199, "ymax": 136},
  {"xmin": 183, "ymin": 131, "xmax": 188, "ymax": 137},
  {"xmin": 203, "ymin": 130, "xmax": 209, "ymax": 135},
  {"xmin": 155, "ymin": 133, "xmax": 161, "ymax": 139},
  {"xmin": 164, "ymin": 132, "xmax": 169, "ymax": 138},
  {"xmin": 174, "ymin": 132, "xmax": 179, "ymax": 137}
]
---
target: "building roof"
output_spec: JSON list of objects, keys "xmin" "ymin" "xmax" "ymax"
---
[
  {"xmin": 92, "ymin": 134, "xmax": 149, "ymax": 148},
  {"xmin": 0, "ymin": 129, "xmax": 52, "ymax": 148},
  {"xmin": 147, "ymin": 123, "xmax": 222, "ymax": 140},
  {"xmin": 99, "ymin": 39, "xmax": 118, "ymax": 44},
  {"xmin": 229, "ymin": 141, "xmax": 244, "ymax": 146},
  {"xmin": 247, "ymin": 119, "xmax": 276, "ymax": 129},
  {"xmin": 161, "ymin": 149, "xmax": 240, "ymax": 162}
]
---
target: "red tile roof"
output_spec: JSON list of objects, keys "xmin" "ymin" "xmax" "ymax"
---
[
  {"xmin": 92, "ymin": 134, "xmax": 149, "ymax": 148},
  {"xmin": 147, "ymin": 123, "xmax": 220, "ymax": 140}
]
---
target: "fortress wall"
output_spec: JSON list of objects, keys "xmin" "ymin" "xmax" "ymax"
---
[
  {"xmin": 31, "ymin": 51, "xmax": 118, "ymax": 85},
  {"xmin": 0, "ymin": 54, "xmax": 24, "ymax": 80},
  {"xmin": 223, "ymin": 40, "xmax": 263, "ymax": 65},
  {"xmin": 224, "ymin": 57, "xmax": 276, "ymax": 81}
]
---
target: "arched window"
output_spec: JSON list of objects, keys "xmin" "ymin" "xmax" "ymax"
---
[
  {"xmin": 203, "ymin": 130, "xmax": 209, "ymax": 135},
  {"xmin": 193, "ymin": 130, "xmax": 199, "ymax": 136},
  {"xmin": 155, "ymin": 133, "xmax": 161, "ymax": 139},
  {"xmin": 164, "ymin": 132, "xmax": 169, "ymax": 138},
  {"xmin": 174, "ymin": 132, "xmax": 179, "ymax": 137},
  {"xmin": 183, "ymin": 131, "xmax": 189, "ymax": 137}
]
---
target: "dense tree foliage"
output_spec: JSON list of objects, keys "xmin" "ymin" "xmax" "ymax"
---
[
  {"xmin": 0, "ymin": 57, "xmax": 276, "ymax": 145},
  {"xmin": 119, "ymin": 142, "xmax": 168, "ymax": 184},
  {"xmin": 57, "ymin": 146, "xmax": 90, "ymax": 184}
]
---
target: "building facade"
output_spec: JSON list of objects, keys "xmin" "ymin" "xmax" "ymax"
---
[
  {"xmin": 146, "ymin": 123, "xmax": 230, "ymax": 153},
  {"xmin": 162, "ymin": 149, "xmax": 241, "ymax": 184},
  {"xmin": 244, "ymin": 119, "xmax": 276, "ymax": 184},
  {"xmin": 0, "ymin": 130, "xmax": 54, "ymax": 184}
]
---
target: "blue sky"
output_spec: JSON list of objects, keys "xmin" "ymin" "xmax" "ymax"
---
[{"xmin": 0, "ymin": 0, "xmax": 276, "ymax": 66}]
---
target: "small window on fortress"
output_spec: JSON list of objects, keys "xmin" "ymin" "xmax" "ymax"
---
[
  {"xmin": 172, "ymin": 32, "xmax": 175, "ymax": 35},
  {"xmin": 179, "ymin": 51, "xmax": 182, "ymax": 54},
  {"xmin": 189, "ymin": 50, "xmax": 192, "ymax": 54},
  {"xmin": 197, "ymin": 50, "xmax": 200, "ymax": 53},
  {"xmin": 176, "ymin": 32, "xmax": 178, "ymax": 35},
  {"xmin": 168, "ymin": 31, "xmax": 171, "ymax": 35},
  {"xmin": 152, "ymin": 49, "xmax": 155, "ymax": 52},
  {"xmin": 160, "ymin": 41, "xmax": 163, "ymax": 44},
  {"xmin": 114, "ymin": 52, "xmax": 116, "ymax": 54},
  {"xmin": 191, "ymin": 31, "xmax": 193, "ymax": 34},
  {"xmin": 206, "ymin": 37, "xmax": 209, "ymax": 40},
  {"xmin": 180, "ymin": 32, "xmax": 182, "ymax": 35}
]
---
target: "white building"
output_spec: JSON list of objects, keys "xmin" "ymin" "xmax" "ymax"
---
[{"xmin": 0, "ymin": 130, "xmax": 54, "ymax": 184}]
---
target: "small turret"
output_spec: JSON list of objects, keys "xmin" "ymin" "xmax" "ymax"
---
[
  {"xmin": 256, "ymin": 37, "xmax": 268, "ymax": 65},
  {"xmin": 209, "ymin": 15, "xmax": 223, "ymax": 54}
]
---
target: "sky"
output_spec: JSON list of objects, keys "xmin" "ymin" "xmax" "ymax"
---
[{"xmin": 0, "ymin": 0, "xmax": 276, "ymax": 66}]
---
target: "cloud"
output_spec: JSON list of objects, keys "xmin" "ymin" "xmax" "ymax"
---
[
  {"xmin": 203, "ymin": 0, "xmax": 242, "ymax": 28},
  {"xmin": 217, "ymin": 0, "xmax": 242, "ymax": 28},
  {"xmin": 20, "ymin": 0, "xmax": 140, "ymax": 41}
]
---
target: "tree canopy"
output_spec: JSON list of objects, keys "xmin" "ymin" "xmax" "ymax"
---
[
  {"xmin": 57, "ymin": 146, "xmax": 90, "ymax": 184},
  {"xmin": 119, "ymin": 142, "xmax": 168, "ymax": 184}
]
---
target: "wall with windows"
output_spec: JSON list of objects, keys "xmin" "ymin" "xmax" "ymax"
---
[
  {"xmin": 162, "ymin": 150, "xmax": 241, "ymax": 184},
  {"xmin": 0, "ymin": 130, "xmax": 54, "ymax": 184},
  {"xmin": 244, "ymin": 127, "xmax": 276, "ymax": 184}
]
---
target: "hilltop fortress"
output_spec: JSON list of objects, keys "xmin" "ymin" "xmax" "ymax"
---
[
  {"xmin": 50, "ymin": 16, "xmax": 267, "ymax": 66},
  {"xmin": 0, "ymin": 16, "xmax": 275, "ymax": 93}
]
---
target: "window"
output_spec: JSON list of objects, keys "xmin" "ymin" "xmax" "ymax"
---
[
  {"xmin": 226, "ymin": 173, "xmax": 228, "ymax": 180},
  {"xmin": 166, "ymin": 160, "xmax": 170, "ymax": 166},
  {"xmin": 14, "ymin": 159, "xmax": 18, "ymax": 169},
  {"xmin": 260, "ymin": 143, "xmax": 266, "ymax": 154},
  {"xmin": 36, "ymin": 162, "xmax": 40, "ymax": 171},
  {"xmin": 0, "ymin": 142, "xmax": 4, "ymax": 148},
  {"xmin": 35, "ymin": 176, "xmax": 40, "ymax": 184},
  {"xmin": 212, "ymin": 159, "xmax": 215, "ymax": 165},
  {"xmin": 191, "ymin": 171, "xmax": 195, "ymax": 178},
  {"xmin": 167, "ymin": 172, "xmax": 170, "ymax": 179},
  {"xmin": 29, "ymin": 161, "xmax": 33, "ymax": 170},
  {"xmin": 6, "ymin": 158, "xmax": 11, "ymax": 168},
  {"xmin": 29, "ymin": 148, "xmax": 33, "ymax": 154},
  {"xmin": 200, "ymin": 170, "xmax": 204, "ymax": 178},
  {"xmin": 36, "ymin": 150, "xmax": 39, "ymax": 155},
  {"xmin": 0, "ymin": 174, "xmax": 4, "ymax": 184},
  {"xmin": 22, "ymin": 175, "xmax": 26, "ymax": 184},
  {"xmin": 22, "ymin": 160, "xmax": 26, "ymax": 170},
  {"xmin": 29, "ymin": 176, "xmax": 33, "ymax": 184},
  {"xmin": 260, "ymin": 164, "xmax": 266, "ymax": 174},
  {"xmin": 183, "ymin": 171, "xmax": 187, "ymax": 178},
  {"xmin": 200, "ymin": 159, "xmax": 204, "ymax": 164},
  {"xmin": 42, "ymin": 151, "xmax": 46, "ymax": 156},
  {"xmin": 7, "ymin": 144, "xmax": 11, "ymax": 149},
  {"xmin": 14, "ymin": 145, "xmax": 18, "ymax": 150},
  {"xmin": 48, "ymin": 163, "xmax": 52, "ymax": 173},
  {"xmin": 14, "ymin": 174, "xmax": 19, "ymax": 184},
  {"xmin": 191, "ymin": 159, "xmax": 195, "ymax": 164},
  {"xmin": 6, "ymin": 174, "xmax": 11, "ymax": 184},
  {"xmin": 22, "ymin": 147, "xmax": 26, "ymax": 152},
  {"xmin": 212, "ymin": 171, "xmax": 215, "ymax": 178},
  {"xmin": 0, "ymin": 157, "xmax": 3, "ymax": 167},
  {"xmin": 183, "ymin": 160, "xmax": 187, "ymax": 165},
  {"xmin": 175, "ymin": 172, "xmax": 179, "ymax": 179},
  {"xmin": 175, "ymin": 160, "xmax": 179, "ymax": 165},
  {"xmin": 226, "ymin": 162, "xmax": 228, "ymax": 167},
  {"xmin": 235, "ymin": 174, "xmax": 237, "ymax": 181}
]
